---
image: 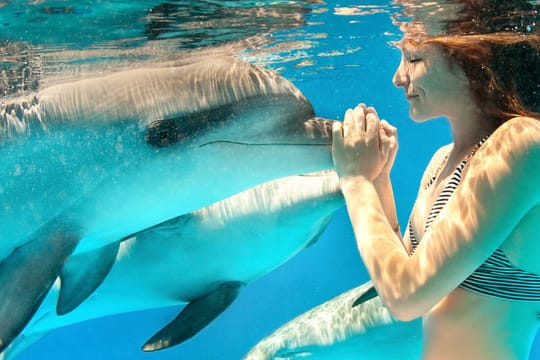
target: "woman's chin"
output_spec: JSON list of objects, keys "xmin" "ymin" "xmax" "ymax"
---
[
  {"xmin": 409, "ymin": 108, "xmax": 438, "ymax": 122},
  {"xmin": 409, "ymin": 110, "xmax": 428, "ymax": 122}
]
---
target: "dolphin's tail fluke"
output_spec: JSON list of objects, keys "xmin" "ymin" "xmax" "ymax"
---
[{"xmin": 0, "ymin": 220, "xmax": 80, "ymax": 352}]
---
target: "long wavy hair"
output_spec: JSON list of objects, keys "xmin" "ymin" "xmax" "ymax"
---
[{"xmin": 425, "ymin": 33, "xmax": 539, "ymax": 126}]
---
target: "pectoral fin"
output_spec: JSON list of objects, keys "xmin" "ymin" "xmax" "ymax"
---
[
  {"xmin": 0, "ymin": 221, "xmax": 80, "ymax": 352},
  {"xmin": 142, "ymin": 281, "xmax": 244, "ymax": 352},
  {"xmin": 57, "ymin": 242, "xmax": 120, "ymax": 315},
  {"xmin": 352, "ymin": 285, "xmax": 378, "ymax": 307}
]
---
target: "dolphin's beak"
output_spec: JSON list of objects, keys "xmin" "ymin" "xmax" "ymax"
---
[
  {"xmin": 305, "ymin": 117, "xmax": 335, "ymax": 144},
  {"xmin": 198, "ymin": 117, "xmax": 336, "ymax": 148}
]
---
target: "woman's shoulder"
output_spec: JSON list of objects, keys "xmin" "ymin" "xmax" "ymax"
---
[
  {"xmin": 429, "ymin": 143, "xmax": 453, "ymax": 169},
  {"xmin": 494, "ymin": 116, "xmax": 540, "ymax": 141},
  {"xmin": 432, "ymin": 143, "xmax": 453, "ymax": 161},
  {"xmin": 418, "ymin": 143, "xmax": 453, "ymax": 189},
  {"xmin": 473, "ymin": 116, "xmax": 540, "ymax": 203},
  {"xmin": 485, "ymin": 116, "xmax": 540, "ymax": 159}
]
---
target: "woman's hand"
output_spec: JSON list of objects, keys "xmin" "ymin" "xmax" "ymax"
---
[
  {"xmin": 378, "ymin": 119, "xmax": 398, "ymax": 180},
  {"xmin": 332, "ymin": 104, "xmax": 398, "ymax": 184}
]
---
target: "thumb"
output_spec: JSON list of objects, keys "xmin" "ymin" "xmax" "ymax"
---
[{"xmin": 379, "ymin": 127, "xmax": 392, "ymax": 158}]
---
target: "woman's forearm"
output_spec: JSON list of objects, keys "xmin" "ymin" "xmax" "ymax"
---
[
  {"xmin": 340, "ymin": 176, "xmax": 412, "ymax": 317},
  {"xmin": 373, "ymin": 174, "xmax": 400, "ymax": 237}
]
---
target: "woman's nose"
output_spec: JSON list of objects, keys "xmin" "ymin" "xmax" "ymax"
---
[{"xmin": 393, "ymin": 64, "xmax": 408, "ymax": 88}]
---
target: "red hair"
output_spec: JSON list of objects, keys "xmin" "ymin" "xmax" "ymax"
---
[{"xmin": 425, "ymin": 33, "xmax": 540, "ymax": 126}]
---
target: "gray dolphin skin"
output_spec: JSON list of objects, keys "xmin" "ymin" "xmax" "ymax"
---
[
  {"xmin": 2, "ymin": 171, "xmax": 343, "ymax": 358},
  {"xmin": 244, "ymin": 281, "xmax": 422, "ymax": 360},
  {"xmin": 0, "ymin": 56, "xmax": 336, "ymax": 352}
]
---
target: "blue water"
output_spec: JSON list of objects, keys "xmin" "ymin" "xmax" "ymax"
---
[{"xmin": 2, "ymin": 1, "xmax": 539, "ymax": 359}]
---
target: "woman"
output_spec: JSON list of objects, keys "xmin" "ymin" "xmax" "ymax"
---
[{"xmin": 331, "ymin": 9, "xmax": 540, "ymax": 360}]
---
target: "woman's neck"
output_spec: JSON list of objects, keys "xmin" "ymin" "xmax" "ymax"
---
[{"xmin": 447, "ymin": 107, "xmax": 497, "ymax": 156}]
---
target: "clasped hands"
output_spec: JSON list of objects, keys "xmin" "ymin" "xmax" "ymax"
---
[{"xmin": 332, "ymin": 104, "xmax": 398, "ymax": 184}]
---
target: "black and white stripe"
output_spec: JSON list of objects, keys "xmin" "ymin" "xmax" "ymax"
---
[
  {"xmin": 408, "ymin": 137, "xmax": 540, "ymax": 301},
  {"xmin": 460, "ymin": 249, "xmax": 540, "ymax": 301}
]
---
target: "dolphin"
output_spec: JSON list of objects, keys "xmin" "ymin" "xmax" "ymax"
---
[
  {"xmin": 2, "ymin": 171, "xmax": 344, "ymax": 359},
  {"xmin": 0, "ymin": 56, "xmax": 335, "ymax": 352},
  {"xmin": 244, "ymin": 281, "xmax": 422, "ymax": 360}
]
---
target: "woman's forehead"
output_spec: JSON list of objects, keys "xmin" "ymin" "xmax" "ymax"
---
[
  {"xmin": 394, "ymin": 38, "xmax": 426, "ymax": 53},
  {"xmin": 392, "ymin": 25, "xmax": 428, "ymax": 51}
]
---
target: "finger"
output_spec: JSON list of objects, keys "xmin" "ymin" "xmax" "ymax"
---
[
  {"xmin": 365, "ymin": 111, "xmax": 380, "ymax": 139},
  {"xmin": 356, "ymin": 103, "xmax": 367, "ymax": 118},
  {"xmin": 380, "ymin": 126, "xmax": 396, "ymax": 155},
  {"xmin": 380, "ymin": 120, "xmax": 397, "ymax": 137},
  {"xmin": 387, "ymin": 125, "xmax": 398, "ymax": 141},
  {"xmin": 364, "ymin": 105, "xmax": 380, "ymax": 135},
  {"xmin": 379, "ymin": 126, "xmax": 387, "ymax": 152},
  {"xmin": 379, "ymin": 120, "xmax": 391, "ymax": 136},
  {"xmin": 353, "ymin": 105, "xmax": 366, "ymax": 132},
  {"xmin": 366, "ymin": 106, "xmax": 379, "ymax": 119},
  {"xmin": 356, "ymin": 103, "xmax": 367, "ymax": 110},
  {"xmin": 381, "ymin": 125, "xmax": 398, "ymax": 157},
  {"xmin": 343, "ymin": 108, "xmax": 354, "ymax": 135}
]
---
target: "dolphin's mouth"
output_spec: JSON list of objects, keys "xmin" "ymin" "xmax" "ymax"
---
[{"xmin": 199, "ymin": 140, "xmax": 331, "ymax": 148}]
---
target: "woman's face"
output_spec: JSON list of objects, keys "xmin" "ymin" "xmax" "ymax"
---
[{"xmin": 393, "ymin": 41, "xmax": 473, "ymax": 121}]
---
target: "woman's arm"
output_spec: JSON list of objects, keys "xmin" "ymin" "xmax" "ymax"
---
[
  {"xmin": 372, "ymin": 118, "xmax": 401, "ymax": 239},
  {"xmin": 373, "ymin": 175, "xmax": 400, "ymax": 235},
  {"xmin": 333, "ymin": 109, "xmax": 540, "ymax": 321},
  {"xmin": 351, "ymin": 108, "xmax": 409, "ymax": 250}
]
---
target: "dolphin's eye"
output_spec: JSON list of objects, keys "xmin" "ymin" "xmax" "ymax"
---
[{"xmin": 145, "ymin": 119, "xmax": 184, "ymax": 147}]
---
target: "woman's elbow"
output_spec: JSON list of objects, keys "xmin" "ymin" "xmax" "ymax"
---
[
  {"xmin": 383, "ymin": 298, "xmax": 425, "ymax": 322},
  {"xmin": 388, "ymin": 306, "xmax": 421, "ymax": 322}
]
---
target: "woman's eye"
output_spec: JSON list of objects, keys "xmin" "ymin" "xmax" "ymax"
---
[{"xmin": 409, "ymin": 58, "xmax": 422, "ymax": 63}]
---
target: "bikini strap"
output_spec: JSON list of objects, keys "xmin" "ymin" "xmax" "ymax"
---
[
  {"xmin": 424, "ymin": 137, "xmax": 488, "ymax": 190},
  {"xmin": 410, "ymin": 136, "xmax": 489, "ymax": 253}
]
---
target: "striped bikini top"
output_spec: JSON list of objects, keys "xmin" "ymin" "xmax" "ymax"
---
[{"xmin": 408, "ymin": 138, "xmax": 540, "ymax": 301}]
